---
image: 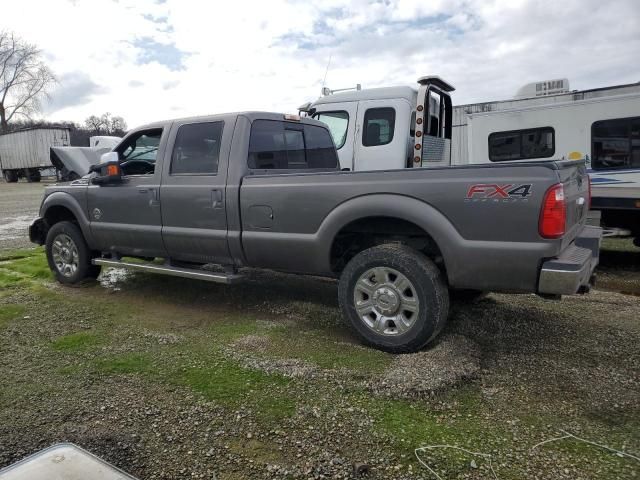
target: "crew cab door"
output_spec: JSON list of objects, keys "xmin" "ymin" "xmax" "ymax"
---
[
  {"xmin": 353, "ymin": 99, "xmax": 411, "ymax": 171},
  {"xmin": 313, "ymin": 102, "xmax": 357, "ymax": 170},
  {"xmin": 87, "ymin": 127, "xmax": 167, "ymax": 257},
  {"xmin": 159, "ymin": 119, "xmax": 232, "ymax": 264}
]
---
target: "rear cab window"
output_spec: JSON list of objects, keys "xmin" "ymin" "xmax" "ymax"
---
[
  {"xmin": 170, "ymin": 122, "xmax": 223, "ymax": 175},
  {"xmin": 248, "ymin": 120, "xmax": 338, "ymax": 172}
]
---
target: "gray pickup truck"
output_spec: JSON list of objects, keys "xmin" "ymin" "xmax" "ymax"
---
[{"xmin": 29, "ymin": 112, "xmax": 600, "ymax": 352}]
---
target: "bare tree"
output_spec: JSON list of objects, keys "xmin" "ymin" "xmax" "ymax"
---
[
  {"xmin": 84, "ymin": 114, "xmax": 104, "ymax": 132},
  {"xmin": 85, "ymin": 112, "xmax": 127, "ymax": 135},
  {"xmin": 0, "ymin": 32, "xmax": 56, "ymax": 133},
  {"xmin": 109, "ymin": 115, "xmax": 127, "ymax": 134}
]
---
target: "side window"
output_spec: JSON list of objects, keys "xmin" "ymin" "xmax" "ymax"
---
[
  {"xmin": 117, "ymin": 128, "xmax": 162, "ymax": 175},
  {"xmin": 488, "ymin": 127, "xmax": 554, "ymax": 162},
  {"xmin": 171, "ymin": 122, "xmax": 223, "ymax": 175},
  {"xmin": 248, "ymin": 120, "xmax": 338, "ymax": 171},
  {"xmin": 314, "ymin": 111, "xmax": 348, "ymax": 149},
  {"xmin": 118, "ymin": 129, "xmax": 162, "ymax": 176},
  {"xmin": 362, "ymin": 108, "xmax": 395, "ymax": 147},
  {"xmin": 592, "ymin": 117, "xmax": 640, "ymax": 170}
]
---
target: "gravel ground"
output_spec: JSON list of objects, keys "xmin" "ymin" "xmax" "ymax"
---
[
  {"xmin": 0, "ymin": 180, "xmax": 53, "ymax": 251},
  {"xmin": 0, "ymin": 182, "xmax": 639, "ymax": 479}
]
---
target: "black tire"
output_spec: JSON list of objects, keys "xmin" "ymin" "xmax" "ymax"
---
[
  {"xmin": 450, "ymin": 289, "xmax": 488, "ymax": 303},
  {"xmin": 3, "ymin": 170, "xmax": 18, "ymax": 183},
  {"xmin": 29, "ymin": 170, "xmax": 41, "ymax": 182},
  {"xmin": 45, "ymin": 221, "xmax": 101, "ymax": 284},
  {"xmin": 338, "ymin": 244, "xmax": 449, "ymax": 353}
]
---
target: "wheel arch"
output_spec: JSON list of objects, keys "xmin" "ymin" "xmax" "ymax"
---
[
  {"xmin": 41, "ymin": 192, "xmax": 96, "ymax": 247},
  {"xmin": 318, "ymin": 194, "xmax": 460, "ymax": 282}
]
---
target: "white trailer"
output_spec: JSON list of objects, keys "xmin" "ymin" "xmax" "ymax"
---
[
  {"xmin": 304, "ymin": 78, "xmax": 640, "ymax": 245},
  {"xmin": 0, "ymin": 127, "xmax": 71, "ymax": 182}
]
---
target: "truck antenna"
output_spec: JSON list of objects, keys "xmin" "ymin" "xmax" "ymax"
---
[{"xmin": 321, "ymin": 54, "xmax": 332, "ymax": 92}]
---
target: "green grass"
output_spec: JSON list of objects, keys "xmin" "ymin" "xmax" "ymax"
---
[
  {"xmin": 180, "ymin": 361, "xmax": 296, "ymax": 420},
  {"xmin": 0, "ymin": 248, "xmax": 43, "ymax": 262},
  {"xmin": 370, "ymin": 386, "xmax": 507, "ymax": 473},
  {"xmin": 0, "ymin": 248, "xmax": 50, "ymax": 288},
  {"xmin": 0, "ymin": 304, "xmax": 26, "ymax": 328},
  {"xmin": 51, "ymin": 331, "xmax": 102, "ymax": 352},
  {"xmin": 94, "ymin": 353, "xmax": 153, "ymax": 374}
]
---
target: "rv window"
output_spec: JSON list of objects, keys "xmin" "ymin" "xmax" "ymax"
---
[
  {"xmin": 170, "ymin": 122, "xmax": 223, "ymax": 175},
  {"xmin": 592, "ymin": 116, "xmax": 640, "ymax": 170},
  {"xmin": 314, "ymin": 111, "xmax": 348, "ymax": 149},
  {"xmin": 362, "ymin": 108, "xmax": 395, "ymax": 147},
  {"xmin": 248, "ymin": 120, "xmax": 338, "ymax": 171},
  {"xmin": 488, "ymin": 127, "xmax": 554, "ymax": 162}
]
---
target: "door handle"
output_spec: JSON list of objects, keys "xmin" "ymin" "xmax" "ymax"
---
[
  {"xmin": 212, "ymin": 189, "xmax": 223, "ymax": 209},
  {"xmin": 148, "ymin": 188, "xmax": 160, "ymax": 207}
]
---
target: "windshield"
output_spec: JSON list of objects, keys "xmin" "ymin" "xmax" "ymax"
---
[{"xmin": 313, "ymin": 111, "xmax": 348, "ymax": 149}]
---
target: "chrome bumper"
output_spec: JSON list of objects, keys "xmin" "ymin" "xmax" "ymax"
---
[{"xmin": 538, "ymin": 226, "xmax": 601, "ymax": 295}]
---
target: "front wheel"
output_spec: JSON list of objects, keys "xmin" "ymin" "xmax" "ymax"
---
[
  {"xmin": 338, "ymin": 244, "xmax": 449, "ymax": 353},
  {"xmin": 45, "ymin": 221, "xmax": 101, "ymax": 284}
]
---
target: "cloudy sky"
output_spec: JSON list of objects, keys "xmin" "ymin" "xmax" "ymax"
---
[{"xmin": 1, "ymin": 0, "xmax": 639, "ymax": 128}]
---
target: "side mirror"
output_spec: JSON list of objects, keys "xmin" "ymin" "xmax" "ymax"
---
[
  {"xmin": 91, "ymin": 152, "xmax": 122, "ymax": 185},
  {"xmin": 100, "ymin": 151, "xmax": 119, "ymax": 164}
]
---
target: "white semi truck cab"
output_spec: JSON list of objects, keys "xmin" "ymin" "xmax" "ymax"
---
[{"xmin": 301, "ymin": 76, "xmax": 454, "ymax": 171}]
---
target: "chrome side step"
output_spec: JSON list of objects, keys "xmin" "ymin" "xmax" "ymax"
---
[{"xmin": 92, "ymin": 258, "xmax": 243, "ymax": 284}]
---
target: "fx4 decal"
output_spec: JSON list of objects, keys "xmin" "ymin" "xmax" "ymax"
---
[{"xmin": 465, "ymin": 184, "xmax": 532, "ymax": 202}]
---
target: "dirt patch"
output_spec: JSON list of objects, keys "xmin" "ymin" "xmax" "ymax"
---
[
  {"xmin": 370, "ymin": 334, "xmax": 481, "ymax": 399},
  {"xmin": 143, "ymin": 330, "xmax": 183, "ymax": 345},
  {"xmin": 227, "ymin": 335, "xmax": 319, "ymax": 378},
  {"xmin": 232, "ymin": 334, "xmax": 272, "ymax": 352}
]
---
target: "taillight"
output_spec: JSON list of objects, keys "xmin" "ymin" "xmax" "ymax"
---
[{"xmin": 539, "ymin": 183, "xmax": 566, "ymax": 238}]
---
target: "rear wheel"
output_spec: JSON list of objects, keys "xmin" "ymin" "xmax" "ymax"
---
[
  {"xmin": 28, "ymin": 170, "xmax": 41, "ymax": 182},
  {"xmin": 3, "ymin": 170, "xmax": 18, "ymax": 183},
  {"xmin": 45, "ymin": 221, "xmax": 101, "ymax": 284},
  {"xmin": 338, "ymin": 244, "xmax": 449, "ymax": 353}
]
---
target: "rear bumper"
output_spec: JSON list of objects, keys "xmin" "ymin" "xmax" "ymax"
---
[
  {"xmin": 537, "ymin": 226, "xmax": 601, "ymax": 295},
  {"xmin": 29, "ymin": 217, "xmax": 47, "ymax": 245}
]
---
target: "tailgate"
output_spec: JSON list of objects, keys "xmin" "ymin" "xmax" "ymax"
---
[{"xmin": 555, "ymin": 159, "xmax": 590, "ymax": 246}]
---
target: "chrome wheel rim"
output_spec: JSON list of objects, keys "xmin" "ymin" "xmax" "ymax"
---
[
  {"xmin": 51, "ymin": 233, "xmax": 79, "ymax": 278},
  {"xmin": 353, "ymin": 266, "xmax": 419, "ymax": 336}
]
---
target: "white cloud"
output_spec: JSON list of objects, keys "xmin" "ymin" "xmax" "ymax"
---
[{"xmin": 1, "ymin": 0, "xmax": 638, "ymax": 128}]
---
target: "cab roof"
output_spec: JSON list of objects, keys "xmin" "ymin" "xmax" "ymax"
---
[
  {"xmin": 310, "ymin": 86, "xmax": 418, "ymax": 107},
  {"xmin": 133, "ymin": 111, "xmax": 326, "ymax": 132}
]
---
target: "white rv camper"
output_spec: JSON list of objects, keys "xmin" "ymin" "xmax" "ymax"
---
[{"xmin": 305, "ymin": 78, "xmax": 640, "ymax": 245}]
